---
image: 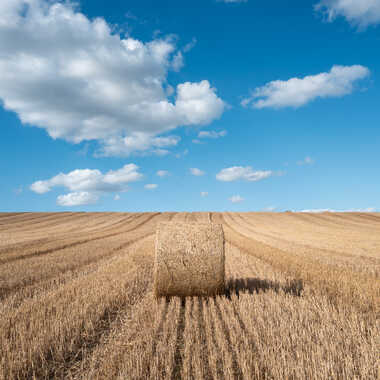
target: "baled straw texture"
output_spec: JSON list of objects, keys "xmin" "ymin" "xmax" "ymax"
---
[{"xmin": 154, "ymin": 222, "xmax": 225, "ymax": 297}]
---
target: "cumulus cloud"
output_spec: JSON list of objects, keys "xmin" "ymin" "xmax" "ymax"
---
[
  {"xmin": 190, "ymin": 168, "xmax": 205, "ymax": 176},
  {"xmin": 241, "ymin": 65, "xmax": 370, "ymax": 109},
  {"xmin": 297, "ymin": 156, "xmax": 315, "ymax": 165},
  {"xmin": 30, "ymin": 164, "xmax": 142, "ymax": 206},
  {"xmin": 0, "ymin": 0, "xmax": 225, "ymax": 157},
  {"xmin": 216, "ymin": 166, "xmax": 272, "ymax": 182},
  {"xmin": 144, "ymin": 183, "xmax": 158, "ymax": 190},
  {"xmin": 114, "ymin": 194, "xmax": 120, "ymax": 200},
  {"xmin": 200, "ymin": 191, "xmax": 209, "ymax": 197},
  {"xmin": 57, "ymin": 191, "xmax": 99, "ymax": 206},
  {"xmin": 229, "ymin": 195, "xmax": 244, "ymax": 203},
  {"xmin": 198, "ymin": 130, "xmax": 227, "ymax": 139},
  {"xmin": 315, "ymin": 0, "xmax": 380, "ymax": 29},
  {"xmin": 157, "ymin": 170, "xmax": 170, "ymax": 177}
]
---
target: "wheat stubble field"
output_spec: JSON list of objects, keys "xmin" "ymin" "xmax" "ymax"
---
[{"xmin": 0, "ymin": 212, "xmax": 379, "ymax": 379}]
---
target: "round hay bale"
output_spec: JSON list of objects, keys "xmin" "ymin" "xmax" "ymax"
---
[{"xmin": 154, "ymin": 222, "xmax": 225, "ymax": 297}]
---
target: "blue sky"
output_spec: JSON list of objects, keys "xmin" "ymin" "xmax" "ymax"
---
[{"xmin": 0, "ymin": 0, "xmax": 379, "ymax": 212}]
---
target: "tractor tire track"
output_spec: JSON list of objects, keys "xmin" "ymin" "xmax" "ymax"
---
[
  {"xmin": 47, "ymin": 262, "xmax": 153, "ymax": 380},
  {"xmin": 0, "ymin": 213, "xmax": 139, "ymax": 254},
  {"xmin": 0, "ymin": 212, "xmax": 48, "ymax": 225},
  {"xmin": 6, "ymin": 212, "xmax": 111, "ymax": 236},
  {"xmin": 0, "ymin": 212, "xmax": 63, "ymax": 228},
  {"xmin": 0, "ymin": 212, "xmax": 80, "ymax": 233},
  {"xmin": 0, "ymin": 213, "xmax": 159, "ymax": 265},
  {"xmin": 0, "ymin": 232, "xmax": 155, "ymax": 304},
  {"xmin": 0, "ymin": 212, "xmax": 27, "ymax": 220},
  {"xmin": 233, "ymin": 213, "xmax": 380, "ymax": 266},
  {"xmin": 0, "ymin": 239, "xmax": 154, "ymax": 380}
]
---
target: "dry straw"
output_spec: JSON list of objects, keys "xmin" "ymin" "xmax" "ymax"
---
[{"xmin": 154, "ymin": 222, "xmax": 225, "ymax": 297}]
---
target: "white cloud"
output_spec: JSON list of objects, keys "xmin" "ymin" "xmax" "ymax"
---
[
  {"xmin": 144, "ymin": 183, "xmax": 158, "ymax": 190},
  {"xmin": 315, "ymin": 0, "xmax": 380, "ymax": 29},
  {"xmin": 297, "ymin": 156, "xmax": 315, "ymax": 165},
  {"xmin": 157, "ymin": 170, "xmax": 170, "ymax": 177},
  {"xmin": 200, "ymin": 191, "xmax": 209, "ymax": 197},
  {"xmin": 57, "ymin": 192, "xmax": 99, "ymax": 206},
  {"xmin": 172, "ymin": 51, "xmax": 184, "ymax": 72},
  {"xmin": 357, "ymin": 207, "xmax": 376, "ymax": 212},
  {"xmin": 31, "ymin": 164, "xmax": 142, "ymax": 194},
  {"xmin": 299, "ymin": 209, "xmax": 334, "ymax": 213},
  {"xmin": 30, "ymin": 164, "xmax": 142, "ymax": 206},
  {"xmin": 190, "ymin": 168, "xmax": 205, "ymax": 176},
  {"xmin": 216, "ymin": 166, "xmax": 273, "ymax": 182},
  {"xmin": 154, "ymin": 149, "xmax": 170, "ymax": 156},
  {"xmin": 101, "ymin": 134, "xmax": 180, "ymax": 157},
  {"xmin": 175, "ymin": 149, "xmax": 189, "ymax": 159},
  {"xmin": 263, "ymin": 206, "xmax": 277, "ymax": 212},
  {"xmin": 0, "ymin": 0, "xmax": 225, "ymax": 157},
  {"xmin": 242, "ymin": 65, "xmax": 370, "ymax": 109},
  {"xmin": 299, "ymin": 207, "xmax": 376, "ymax": 213},
  {"xmin": 229, "ymin": 195, "xmax": 244, "ymax": 203},
  {"xmin": 114, "ymin": 194, "xmax": 120, "ymax": 200},
  {"xmin": 198, "ymin": 130, "xmax": 227, "ymax": 139},
  {"xmin": 192, "ymin": 139, "xmax": 204, "ymax": 144},
  {"xmin": 175, "ymin": 81, "xmax": 225, "ymax": 125},
  {"xmin": 183, "ymin": 38, "xmax": 197, "ymax": 53}
]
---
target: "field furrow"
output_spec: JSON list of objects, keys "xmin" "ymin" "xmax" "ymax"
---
[
  {"xmin": 5, "ymin": 212, "xmax": 126, "ymax": 237},
  {"xmin": 230, "ymin": 213, "xmax": 380, "ymax": 277},
  {"xmin": 0, "ymin": 235, "xmax": 154, "ymax": 379},
  {"xmin": 238, "ymin": 212, "xmax": 380, "ymax": 257},
  {"xmin": 0, "ymin": 212, "xmax": 157, "ymax": 263},
  {"xmin": 0, "ymin": 213, "xmax": 101, "ymax": 247},
  {"xmin": 0, "ymin": 213, "xmax": 27, "ymax": 220},
  {"xmin": 0, "ymin": 212, "xmax": 139, "ymax": 254},
  {"xmin": 0, "ymin": 212, "xmax": 56, "ymax": 227},
  {"xmin": 0, "ymin": 213, "xmax": 172, "ymax": 305},
  {"xmin": 0, "ymin": 214, "xmax": 120, "ymax": 253},
  {"xmin": 0, "ymin": 212, "xmax": 79, "ymax": 233},
  {"xmin": 0, "ymin": 233, "xmax": 155, "ymax": 310}
]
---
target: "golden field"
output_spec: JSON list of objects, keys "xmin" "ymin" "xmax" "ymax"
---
[{"xmin": 0, "ymin": 212, "xmax": 379, "ymax": 379}]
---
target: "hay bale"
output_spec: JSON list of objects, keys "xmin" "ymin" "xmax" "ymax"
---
[{"xmin": 154, "ymin": 222, "xmax": 225, "ymax": 297}]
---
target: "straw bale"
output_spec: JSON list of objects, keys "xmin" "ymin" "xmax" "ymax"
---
[{"xmin": 154, "ymin": 222, "xmax": 225, "ymax": 297}]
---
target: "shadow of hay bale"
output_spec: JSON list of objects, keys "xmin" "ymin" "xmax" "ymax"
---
[{"xmin": 225, "ymin": 277, "xmax": 304, "ymax": 299}]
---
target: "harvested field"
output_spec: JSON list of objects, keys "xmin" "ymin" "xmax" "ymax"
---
[{"xmin": 0, "ymin": 212, "xmax": 379, "ymax": 379}]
